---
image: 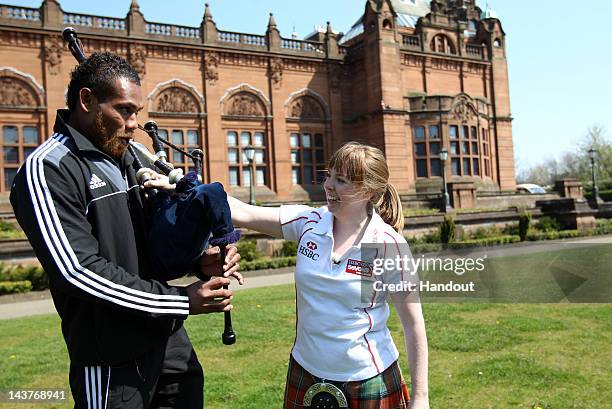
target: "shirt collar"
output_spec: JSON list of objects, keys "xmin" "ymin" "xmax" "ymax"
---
[
  {"xmin": 311, "ymin": 207, "xmax": 333, "ymax": 235},
  {"xmin": 310, "ymin": 206, "xmax": 385, "ymax": 244}
]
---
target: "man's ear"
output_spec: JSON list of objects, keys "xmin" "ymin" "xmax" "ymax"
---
[{"xmin": 78, "ymin": 88, "xmax": 96, "ymax": 113}]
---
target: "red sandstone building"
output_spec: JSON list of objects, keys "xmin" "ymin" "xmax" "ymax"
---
[{"xmin": 0, "ymin": 0, "xmax": 515, "ymax": 202}]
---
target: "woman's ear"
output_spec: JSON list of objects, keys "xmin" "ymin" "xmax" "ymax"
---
[{"xmin": 78, "ymin": 88, "xmax": 96, "ymax": 113}]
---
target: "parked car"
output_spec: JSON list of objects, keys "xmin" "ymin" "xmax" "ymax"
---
[{"xmin": 516, "ymin": 183, "xmax": 546, "ymax": 194}]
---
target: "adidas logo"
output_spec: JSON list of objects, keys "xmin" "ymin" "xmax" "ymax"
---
[{"xmin": 89, "ymin": 174, "xmax": 107, "ymax": 190}]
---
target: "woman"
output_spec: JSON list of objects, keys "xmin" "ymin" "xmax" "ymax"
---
[{"xmin": 227, "ymin": 142, "xmax": 429, "ymax": 409}]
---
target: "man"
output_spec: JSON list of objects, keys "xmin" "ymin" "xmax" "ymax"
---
[{"xmin": 10, "ymin": 52, "xmax": 242, "ymax": 409}]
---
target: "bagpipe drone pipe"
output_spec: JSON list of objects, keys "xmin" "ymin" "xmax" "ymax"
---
[{"xmin": 63, "ymin": 27, "xmax": 239, "ymax": 344}]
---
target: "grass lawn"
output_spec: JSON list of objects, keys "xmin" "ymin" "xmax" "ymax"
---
[{"xmin": 0, "ymin": 282, "xmax": 610, "ymax": 408}]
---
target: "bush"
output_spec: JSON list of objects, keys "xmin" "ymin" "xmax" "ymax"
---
[
  {"xmin": 280, "ymin": 241, "xmax": 298, "ymax": 257},
  {"xmin": 502, "ymin": 222, "xmax": 519, "ymax": 236},
  {"xmin": 406, "ymin": 231, "xmax": 440, "ymax": 245},
  {"xmin": 439, "ymin": 215, "xmax": 455, "ymax": 244},
  {"xmin": 0, "ymin": 280, "xmax": 32, "ymax": 295},
  {"xmin": 236, "ymin": 239, "xmax": 263, "ymax": 262},
  {"xmin": 518, "ymin": 212, "xmax": 531, "ymax": 241},
  {"xmin": 241, "ymin": 256, "xmax": 296, "ymax": 271},
  {"xmin": 535, "ymin": 216, "xmax": 562, "ymax": 232},
  {"xmin": 468, "ymin": 226, "xmax": 501, "ymax": 240},
  {"xmin": 526, "ymin": 230, "xmax": 582, "ymax": 241},
  {"xmin": 0, "ymin": 220, "xmax": 19, "ymax": 233},
  {"xmin": 0, "ymin": 265, "xmax": 48, "ymax": 291},
  {"xmin": 449, "ymin": 235, "xmax": 520, "ymax": 249}
]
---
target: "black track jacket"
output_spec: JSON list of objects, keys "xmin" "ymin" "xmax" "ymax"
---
[{"xmin": 10, "ymin": 110, "xmax": 190, "ymax": 366}]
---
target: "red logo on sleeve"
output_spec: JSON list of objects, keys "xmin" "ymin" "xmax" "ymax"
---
[{"xmin": 346, "ymin": 259, "xmax": 373, "ymax": 277}]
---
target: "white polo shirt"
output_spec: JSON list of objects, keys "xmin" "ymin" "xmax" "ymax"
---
[{"xmin": 280, "ymin": 205, "xmax": 412, "ymax": 381}]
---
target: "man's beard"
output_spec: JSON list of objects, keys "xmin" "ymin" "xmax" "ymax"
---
[{"xmin": 90, "ymin": 112, "xmax": 131, "ymax": 159}]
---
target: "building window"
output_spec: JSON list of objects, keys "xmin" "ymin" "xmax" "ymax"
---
[
  {"xmin": 226, "ymin": 129, "xmax": 267, "ymax": 187},
  {"xmin": 413, "ymin": 126, "xmax": 425, "ymax": 140},
  {"xmin": 451, "ymin": 158, "xmax": 460, "ymax": 176},
  {"xmin": 430, "ymin": 34, "xmax": 456, "ymax": 55},
  {"xmin": 429, "ymin": 125, "xmax": 439, "ymax": 139},
  {"xmin": 412, "ymin": 123, "xmax": 444, "ymax": 178},
  {"xmin": 157, "ymin": 128, "xmax": 200, "ymax": 174},
  {"xmin": 430, "ymin": 158, "xmax": 441, "ymax": 177},
  {"xmin": 414, "ymin": 143, "xmax": 427, "ymax": 157},
  {"xmin": 2, "ymin": 125, "xmax": 39, "ymax": 190},
  {"xmin": 290, "ymin": 132, "xmax": 325, "ymax": 185},
  {"xmin": 447, "ymin": 122, "xmax": 489, "ymax": 178},
  {"xmin": 416, "ymin": 159, "xmax": 428, "ymax": 178},
  {"xmin": 471, "ymin": 126, "xmax": 478, "ymax": 139}
]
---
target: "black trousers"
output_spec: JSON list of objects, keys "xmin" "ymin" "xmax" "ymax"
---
[{"xmin": 69, "ymin": 327, "xmax": 203, "ymax": 409}]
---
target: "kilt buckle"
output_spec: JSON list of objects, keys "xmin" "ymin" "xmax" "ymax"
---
[{"xmin": 303, "ymin": 382, "xmax": 348, "ymax": 409}]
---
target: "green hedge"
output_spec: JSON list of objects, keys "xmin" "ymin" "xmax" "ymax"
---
[
  {"xmin": 585, "ymin": 189, "xmax": 612, "ymax": 202},
  {"xmin": 241, "ymin": 256, "xmax": 296, "ymax": 271},
  {"xmin": 0, "ymin": 265, "xmax": 48, "ymax": 291},
  {"xmin": 526, "ymin": 230, "xmax": 582, "ymax": 241},
  {"xmin": 409, "ymin": 235, "xmax": 520, "ymax": 254},
  {"xmin": 448, "ymin": 235, "xmax": 520, "ymax": 248},
  {"xmin": 0, "ymin": 280, "xmax": 32, "ymax": 295}
]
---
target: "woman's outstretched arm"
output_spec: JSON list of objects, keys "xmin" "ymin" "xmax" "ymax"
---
[{"xmin": 227, "ymin": 196, "xmax": 282, "ymax": 238}]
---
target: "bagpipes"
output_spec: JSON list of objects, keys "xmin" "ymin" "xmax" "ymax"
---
[{"xmin": 62, "ymin": 27, "xmax": 238, "ymax": 345}]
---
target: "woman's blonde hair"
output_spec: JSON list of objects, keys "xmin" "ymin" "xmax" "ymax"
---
[{"xmin": 327, "ymin": 142, "xmax": 404, "ymax": 232}]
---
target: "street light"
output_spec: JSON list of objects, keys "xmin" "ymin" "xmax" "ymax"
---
[
  {"xmin": 243, "ymin": 147, "xmax": 256, "ymax": 205},
  {"xmin": 439, "ymin": 148, "xmax": 452, "ymax": 212},
  {"xmin": 588, "ymin": 148, "xmax": 600, "ymax": 206}
]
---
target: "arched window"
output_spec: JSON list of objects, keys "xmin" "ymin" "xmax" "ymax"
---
[
  {"xmin": 286, "ymin": 93, "xmax": 328, "ymax": 186},
  {"xmin": 430, "ymin": 34, "xmax": 456, "ymax": 55},
  {"xmin": 493, "ymin": 38, "xmax": 502, "ymax": 48},
  {"xmin": 221, "ymin": 87, "xmax": 270, "ymax": 188},
  {"xmin": 0, "ymin": 70, "xmax": 45, "ymax": 191},
  {"xmin": 148, "ymin": 81, "xmax": 205, "ymax": 176},
  {"xmin": 382, "ymin": 19, "xmax": 393, "ymax": 29}
]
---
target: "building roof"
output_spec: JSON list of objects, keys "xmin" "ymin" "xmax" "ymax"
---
[{"xmin": 339, "ymin": 0, "xmax": 431, "ymax": 45}]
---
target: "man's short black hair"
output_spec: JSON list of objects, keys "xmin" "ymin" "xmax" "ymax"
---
[{"xmin": 66, "ymin": 52, "xmax": 141, "ymax": 111}]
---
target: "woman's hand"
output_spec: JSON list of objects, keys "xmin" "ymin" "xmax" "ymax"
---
[{"xmin": 141, "ymin": 170, "xmax": 176, "ymax": 192}]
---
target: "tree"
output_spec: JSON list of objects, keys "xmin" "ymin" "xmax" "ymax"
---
[{"xmin": 517, "ymin": 125, "xmax": 611, "ymax": 189}]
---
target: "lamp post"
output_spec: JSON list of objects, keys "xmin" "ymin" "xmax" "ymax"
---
[
  {"xmin": 588, "ymin": 148, "xmax": 600, "ymax": 206},
  {"xmin": 243, "ymin": 147, "xmax": 256, "ymax": 205},
  {"xmin": 439, "ymin": 148, "xmax": 452, "ymax": 212}
]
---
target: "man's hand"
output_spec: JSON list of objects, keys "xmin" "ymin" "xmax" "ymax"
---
[
  {"xmin": 197, "ymin": 244, "xmax": 243, "ymax": 285},
  {"xmin": 186, "ymin": 277, "xmax": 233, "ymax": 314}
]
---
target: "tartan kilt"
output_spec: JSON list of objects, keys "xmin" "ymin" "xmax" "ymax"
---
[{"xmin": 284, "ymin": 355, "xmax": 410, "ymax": 409}]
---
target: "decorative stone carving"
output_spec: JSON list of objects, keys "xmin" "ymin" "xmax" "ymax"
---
[
  {"xmin": 268, "ymin": 57, "xmax": 283, "ymax": 88},
  {"xmin": 203, "ymin": 52, "xmax": 219, "ymax": 86},
  {"xmin": 43, "ymin": 36, "xmax": 63, "ymax": 76},
  {"xmin": 290, "ymin": 96, "xmax": 324, "ymax": 120},
  {"xmin": 453, "ymin": 97, "xmax": 475, "ymax": 122},
  {"xmin": 226, "ymin": 92, "xmax": 264, "ymax": 117},
  {"xmin": 0, "ymin": 77, "xmax": 36, "ymax": 107},
  {"xmin": 129, "ymin": 45, "xmax": 146, "ymax": 79},
  {"xmin": 155, "ymin": 87, "xmax": 198, "ymax": 113}
]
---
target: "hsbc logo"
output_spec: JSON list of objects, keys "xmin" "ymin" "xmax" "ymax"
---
[{"xmin": 299, "ymin": 241, "xmax": 320, "ymax": 261}]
